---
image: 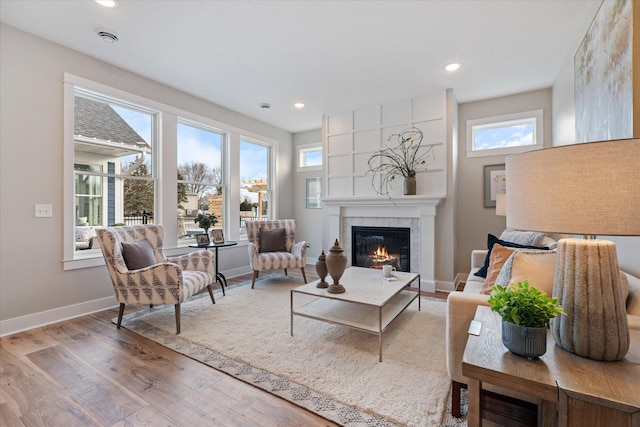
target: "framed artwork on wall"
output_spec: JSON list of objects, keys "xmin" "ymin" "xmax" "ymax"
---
[
  {"xmin": 484, "ymin": 164, "xmax": 506, "ymax": 208},
  {"xmin": 575, "ymin": 0, "xmax": 637, "ymax": 142},
  {"xmin": 306, "ymin": 177, "xmax": 322, "ymax": 209}
]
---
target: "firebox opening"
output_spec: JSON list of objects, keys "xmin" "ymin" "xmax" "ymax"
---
[{"xmin": 352, "ymin": 226, "xmax": 410, "ymax": 272}]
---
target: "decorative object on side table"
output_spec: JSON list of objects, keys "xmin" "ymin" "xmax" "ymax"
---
[
  {"xmin": 194, "ymin": 213, "xmax": 218, "ymax": 237},
  {"xmin": 326, "ymin": 239, "xmax": 347, "ymax": 294},
  {"xmin": 366, "ymin": 127, "xmax": 434, "ymax": 197},
  {"xmin": 488, "ymin": 281, "xmax": 566, "ymax": 359},
  {"xmin": 506, "ymin": 139, "xmax": 640, "ymax": 361},
  {"xmin": 315, "ymin": 250, "xmax": 329, "ymax": 288}
]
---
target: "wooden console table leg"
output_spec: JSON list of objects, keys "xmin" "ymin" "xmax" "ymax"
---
[{"xmin": 468, "ymin": 378, "xmax": 481, "ymax": 427}]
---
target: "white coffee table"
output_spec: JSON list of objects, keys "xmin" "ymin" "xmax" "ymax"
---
[{"xmin": 290, "ymin": 266, "xmax": 420, "ymax": 361}]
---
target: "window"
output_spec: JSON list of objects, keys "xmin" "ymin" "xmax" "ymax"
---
[
  {"xmin": 72, "ymin": 90, "xmax": 156, "ymax": 252},
  {"xmin": 64, "ymin": 74, "xmax": 278, "ymax": 269},
  {"xmin": 177, "ymin": 121, "xmax": 224, "ymax": 246},
  {"xmin": 297, "ymin": 143, "xmax": 322, "ymax": 171},
  {"xmin": 240, "ymin": 139, "xmax": 271, "ymax": 235},
  {"xmin": 466, "ymin": 110, "xmax": 543, "ymax": 158}
]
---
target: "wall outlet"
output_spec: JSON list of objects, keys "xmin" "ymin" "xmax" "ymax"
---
[{"xmin": 35, "ymin": 204, "xmax": 53, "ymax": 218}]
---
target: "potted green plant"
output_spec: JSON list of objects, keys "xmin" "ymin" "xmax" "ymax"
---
[
  {"xmin": 365, "ymin": 127, "xmax": 435, "ymax": 197},
  {"xmin": 488, "ymin": 281, "xmax": 566, "ymax": 358},
  {"xmin": 194, "ymin": 213, "xmax": 217, "ymax": 236}
]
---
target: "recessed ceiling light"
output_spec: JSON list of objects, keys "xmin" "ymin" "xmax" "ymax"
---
[
  {"xmin": 294, "ymin": 103, "xmax": 305, "ymax": 109},
  {"xmin": 97, "ymin": 29, "xmax": 119, "ymax": 43},
  {"xmin": 445, "ymin": 62, "xmax": 462, "ymax": 72},
  {"xmin": 259, "ymin": 103, "xmax": 271, "ymax": 110},
  {"xmin": 95, "ymin": 0, "xmax": 118, "ymax": 8}
]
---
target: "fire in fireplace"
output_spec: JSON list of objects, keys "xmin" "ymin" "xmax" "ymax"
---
[{"xmin": 351, "ymin": 226, "xmax": 410, "ymax": 272}]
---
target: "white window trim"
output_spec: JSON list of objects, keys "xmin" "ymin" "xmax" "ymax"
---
[
  {"xmin": 63, "ymin": 73, "xmax": 278, "ymax": 270},
  {"xmin": 466, "ymin": 109, "xmax": 543, "ymax": 158},
  {"xmin": 297, "ymin": 142, "xmax": 322, "ymax": 172}
]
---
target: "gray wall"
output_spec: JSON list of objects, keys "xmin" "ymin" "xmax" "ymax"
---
[
  {"xmin": 455, "ymin": 89, "xmax": 553, "ymax": 275},
  {"xmin": 292, "ymin": 129, "xmax": 324, "ymax": 260},
  {"xmin": 0, "ymin": 23, "xmax": 293, "ymax": 333}
]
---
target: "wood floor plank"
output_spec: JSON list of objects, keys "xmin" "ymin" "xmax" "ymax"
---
[
  {"xmin": 27, "ymin": 345, "xmax": 147, "ymax": 426},
  {"xmin": 0, "ymin": 345, "xmax": 101, "ymax": 426},
  {"xmin": 0, "ymin": 402, "xmax": 24, "ymax": 427}
]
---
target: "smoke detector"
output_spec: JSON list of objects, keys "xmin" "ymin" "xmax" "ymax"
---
[{"xmin": 97, "ymin": 29, "xmax": 119, "ymax": 44}]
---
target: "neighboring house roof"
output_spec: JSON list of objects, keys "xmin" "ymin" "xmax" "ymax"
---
[{"xmin": 74, "ymin": 96, "xmax": 149, "ymax": 149}]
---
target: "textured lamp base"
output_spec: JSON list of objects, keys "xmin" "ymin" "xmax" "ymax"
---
[{"xmin": 551, "ymin": 238, "xmax": 630, "ymax": 361}]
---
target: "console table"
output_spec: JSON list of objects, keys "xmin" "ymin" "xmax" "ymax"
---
[{"xmin": 462, "ymin": 306, "xmax": 640, "ymax": 426}]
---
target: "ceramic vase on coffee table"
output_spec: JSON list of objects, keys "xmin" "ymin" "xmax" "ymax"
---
[
  {"xmin": 326, "ymin": 239, "xmax": 346, "ymax": 294},
  {"xmin": 315, "ymin": 250, "xmax": 329, "ymax": 288}
]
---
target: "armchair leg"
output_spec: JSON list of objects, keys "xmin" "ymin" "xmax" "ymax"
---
[
  {"xmin": 284, "ymin": 268, "xmax": 288, "ymax": 276},
  {"xmin": 452, "ymin": 380, "xmax": 466, "ymax": 418},
  {"xmin": 301, "ymin": 267, "xmax": 307, "ymax": 283},
  {"xmin": 175, "ymin": 304, "xmax": 181, "ymax": 335},
  {"xmin": 116, "ymin": 303, "xmax": 125, "ymax": 329},
  {"xmin": 207, "ymin": 284, "xmax": 215, "ymax": 304},
  {"xmin": 251, "ymin": 271, "xmax": 259, "ymax": 289}
]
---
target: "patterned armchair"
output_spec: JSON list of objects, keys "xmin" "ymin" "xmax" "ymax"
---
[
  {"xmin": 96, "ymin": 225, "xmax": 216, "ymax": 334},
  {"xmin": 246, "ymin": 219, "xmax": 307, "ymax": 288}
]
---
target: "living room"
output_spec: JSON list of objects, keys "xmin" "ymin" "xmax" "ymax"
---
[{"xmin": 1, "ymin": 1, "xmax": 639, "ymax": 425}]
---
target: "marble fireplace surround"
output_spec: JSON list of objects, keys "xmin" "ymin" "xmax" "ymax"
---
[{"xmin": 323, "ymin": 196, "xmax": 444, "ymax": 293}]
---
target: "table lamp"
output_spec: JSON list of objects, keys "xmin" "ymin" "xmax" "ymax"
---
[{"xmin": 505, "ymin": 139, "xmax": 640, "ymax": 361}]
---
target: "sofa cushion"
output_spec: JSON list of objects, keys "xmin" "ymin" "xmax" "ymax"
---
[
  {"xmin": 474, "ymin": 234, "xmax": 550, "ymax": 278},
  {"xmin": 495, "ymin": 250, "xmax": 557, "ymax": 296},
  {"xmin": 259, "ymin": 228, "xmax": 287, "ymax": 253},
  {"xmin": 481, "ymin": 244, "xmax": 517, "ymax": 294},
  {"xmin": 499, "ymin": 228, "xmax": 546, "ymax": 247},
  {"xmin": 121, "ymin": 239, "xmax": 156, "ymax": 270}
]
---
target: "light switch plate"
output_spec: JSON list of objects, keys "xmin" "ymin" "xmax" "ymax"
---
[{"xmin": 35, "ymin": 204, "xmax": 53, "ymax": 217}]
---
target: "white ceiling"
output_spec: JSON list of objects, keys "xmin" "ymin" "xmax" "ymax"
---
[{"xmin": 0, "ymin": 0, "xmax": 601, "ymax": 133}]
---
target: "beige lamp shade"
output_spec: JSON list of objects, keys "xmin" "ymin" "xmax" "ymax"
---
[{"xmin": 505, "ymin": 139, "xmax": 640, "ymax": 236}]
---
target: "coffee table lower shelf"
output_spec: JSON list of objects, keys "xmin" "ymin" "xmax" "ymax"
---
[{"xmin": 291, "ymin": 290, "xmax": 418, "ymax": 361}]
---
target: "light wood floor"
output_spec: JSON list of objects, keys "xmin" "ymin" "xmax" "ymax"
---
[{"xmin": 0, "ymin": 268, "xmax": 447, "ymax": 427}]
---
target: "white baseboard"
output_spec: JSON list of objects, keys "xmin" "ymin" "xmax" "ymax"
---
[
  {"xmin": 436, "ymin": 280, "xmax": 455, "ymax": 292},
  {"xmin": 0, "ymin": 296, "xmax": 118, "ymax": 337}
]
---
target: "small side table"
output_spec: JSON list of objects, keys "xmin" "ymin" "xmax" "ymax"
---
[
  {"xmin": 462, "ymin": 306, "xmax": 640, "ymax": 426},
  {"xmin": 189, "ymin": 241, "xmax": 238, "ymax": 296}
]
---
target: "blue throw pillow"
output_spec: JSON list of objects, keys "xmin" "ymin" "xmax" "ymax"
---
[{"xmin": 474, "ymin": 234, "xmax": 548, "ymax": 278}]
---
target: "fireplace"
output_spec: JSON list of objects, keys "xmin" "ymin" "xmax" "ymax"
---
[{"xmin": 351, "ymin": 226, "xmax": 410, "ymax": 272}]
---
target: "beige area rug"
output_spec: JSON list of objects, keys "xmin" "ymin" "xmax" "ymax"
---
[{"xmin": 118, "ymin": 275, "xmax": 467, "ymax": 427}]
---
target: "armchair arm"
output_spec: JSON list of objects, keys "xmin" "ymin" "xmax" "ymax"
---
[
  {"xmin": 291, "ymin": 241, "xmax": 307, "ymax": 258},
  {"xmin": 248, "ymin": 242, "xmax": 260, "ymax": 270},
  {"xmin": 445, "ymin": 291, "xmax": 491, "ymax": 384},
  {"xmin": 113, "ymin": 262, "xmax": 183, "ymax": 304},
  {"xmin": 166, "ymin": 250, "xmax": 215, "ymax": 276}
]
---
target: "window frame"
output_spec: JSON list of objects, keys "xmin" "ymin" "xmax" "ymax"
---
[
  {"xmin": 297, "ymin": 142, "xmax": 323, "ymax": 171},
  {"xmin": 176, "ymin": 118, "xmax": 226, "ymax": 247},
  {"xmin": 239, "ymin": 137, "xmax": 275, "ymax": 233},
  {"xmin": 466, "ymin": 109, "xmax": 544, "ymax": 158},
  {"xmin": 63, "ymin": 73, "xmax": 278, "ymax": 270}
]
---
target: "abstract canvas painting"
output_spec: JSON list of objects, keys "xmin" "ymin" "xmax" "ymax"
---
[{"xmin": 575, "ymin": 0, "xmax": 633, "ymax": 142}]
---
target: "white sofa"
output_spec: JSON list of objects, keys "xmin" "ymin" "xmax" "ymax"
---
[{"xmin": 446, "ymin": 240, "xmax": 640, "ymax": 417}]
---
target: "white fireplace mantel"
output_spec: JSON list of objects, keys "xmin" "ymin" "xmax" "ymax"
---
[{"xmin": 322, "ymin": 195, "xmax": 444, "ymax": 292}]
